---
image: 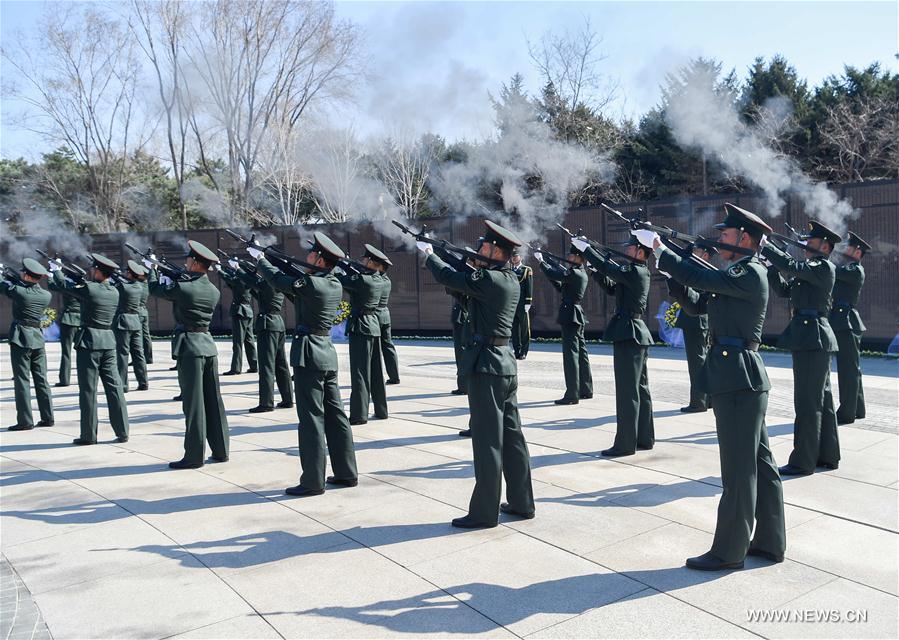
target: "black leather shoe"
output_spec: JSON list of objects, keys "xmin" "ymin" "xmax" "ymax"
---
[
  {"xmin": 386, "ymin": 379, "xmax": 400, "ymax": 385},
  {"xmin": 36, "ymin": 420, "xmax": 54, "ymax": 427},
  {"xmin": 516, "ymin": 355, "xmax": 527, "ymax": 361},
  {"xmin": 816, "ymin": 461, "xmax": 839, "ymax": 470},
  {"xmin": 554, "ymin": 397, "xmax": 579, "ymax": 405},
  {"xmin": 746, "ymin": 547, "xmax": 784, "ymax": 563},
  {"xmin": 249, "ymin": 405, "xmax": 274, "ymax": 413},
  {"xmin": 168, "ymin": 365, "xmax": 178, "ymax": 371},
  {"xmin": 500, "ymin": 503, "xmax": 535, "ymax": 520},
  {"xmin": 373, "ymin": 414, "xmax": 388, "ymax": 420},
  {"xmin": 222, "ymin": 370, "xmax": 240, "ymax": 376},
  {"xmin": 169, "ymin": 459, "xmax": 203, "ymax": 469},
  {"xmin": 247, "ymin": 367, "xmax": 258, "ymax": 374},
  {"xmin": 450, "ymin": 389, "xmax": 467, "ymax": 395},
  {"xmin": 579, "ymin": 393, "xmax": 593, "ymax": 400},
  {"xmin": 285, "ymin": 485, "xmax": 324, "ymax": 497},
  {"xmin": 837, "ymin": 418, "xmax": 855, "ymax": 425},
  {"xmin": 601, "ymin": 447, "xmax": 635, "ymax": 458},
  {"xmin": 116, "ymin": 436, "xmax": 129, "ymax": 443},
  {"xmin": 210, "ymin": 455, "xmax": 229, "ymax": 463},
  {"xmin": 326, "ymin": 476, "xmax": 358, "ymax": 487},
  {"xmin": 72, "ymin": 438, "xmax": 95, "ymax": 445},
  {"xmin": 778, "ymin": 464, "xmax": 813, "ymax": 476},
  {"xmin": 686, "ymin": 552, "xmax": 743, "ymax": 571},
  {"xmin": 172, "ymin": 395, "xmax": 182, "ymax": 402},
  {"xmin": 136, "ymin": 385, "xmax": 149, "ymax": 391},
  {"xmin": 451, "ymin": 516, "xmax": 497, "ymax": 529},
  {"xmin": 680, "ymin": 405, "xmax": 707, "ymax": 413},
  {"xmin": 636, "ymin": 443, "xmax": 654, "ymax": 451},
  {"xmin": 8, "ymin": 424, "xmax": 33, "ymax": 431},
  {"xmin": 276, "ymin": 401, "xmax": 294, "ymax": 409},
  {"xmin": 350, "ymin": 418, "xmax": 368, "ymax": 426},
  {"xmin": 458, "ymin": 429, "xmax": 472, "ymax": 437},
  {"xmin": 54, "ymin": 382, "xmax": 69, "ymax": 388}
]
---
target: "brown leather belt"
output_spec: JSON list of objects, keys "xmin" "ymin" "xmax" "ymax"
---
[{"xmin": 472, "ymin": 334, "xmax": 510, "ymax": 347}]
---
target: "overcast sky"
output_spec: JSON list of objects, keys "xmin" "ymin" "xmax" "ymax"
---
[{"xmin": 1, "ymin": 0, "xmax": 896, "ymax": 160}]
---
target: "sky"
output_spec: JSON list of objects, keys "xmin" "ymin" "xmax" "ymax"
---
[{"xmin": 1, "ymin": 0, "xmax": 897, "ymax": 160}]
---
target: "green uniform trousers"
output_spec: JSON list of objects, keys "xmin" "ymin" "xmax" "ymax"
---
[
  {"xmin": 789, "ymin": 349, "xmax": 840, "ymax": 472},
  {"xmin": 256, "ymin": 329, "xmax": 292, "ymax": 409},
  {"xmin": 453, "ymin": 324, "xmax": 468, "ymax": 393},
  {"xmin": 682, "ymin": 327, "xmax": 709, "ymax": 410},
  {"xmin": 612, "ymin": 341, "xmax": 654, "ymax": 452},
  {"xmin": 293, "ymin": 367, "xmax": 358, "ymax": 491},
  {"xmin": 561, "ymin": 323, "xmax": 593, "ymax": 400},
  {"xmin": 115, "ymin": 329, "xmax": 148, "ymax": 391},
  {"xmin": 380, "ymin": 322, "xmax": 400, "ymax": 381},
  {"xmin": 466, "ymin": 372, "xmax": 535, "ymax": 523},
  {"xmin": 10, "ymin": 344, "xmax": 54, "ymax": 427},
  {"xmin": 511, "ymin": 307, "xmax": 530, "ymax": 358},
  {"xmin": 230, "ymin": 316, "xmax": 257, "ymax": 373},
  {"xmin": 177, "ymin": 355, "xmax": 229, "ymax": 464},
  {"xmin": 710, "ymin": 389, "xmax": 786, "ymax": 563},
  {"xmin": 348, "ymin": 335, "xmax": 388, "ymax": 422},
  {"xmin": 76, "ymin": 348, "xmax": 129, "ymax": 441},
  {"xmin": 58, "ymin": 323, "xmax": 77, "ymax": 385},
  {"xmin": 141, "ymin": 314, "xmax": 153, "ymax": 364},
  {"xmin": 834, "ymin": 331, "xmax": 865, "ymax": 422}
]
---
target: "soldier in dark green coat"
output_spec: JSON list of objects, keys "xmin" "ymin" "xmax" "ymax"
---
[
  {"xmin": 373, "ymin": 254, "xmax": 400, "ymax": 385},
  {"xmin": 148, "ymin": 241, "xmax": 229, "ymax": 469},
  {"xmin": 251, "ymin": 233, "xmax": 358, "ymax": 496},
  {"xmin": 335, "ymin": 256, "xmax": 387, "ymax": 425},
  {"xmin": 578, "ymin": 234, "xmax": 655, "ymax": 456},
  {"xmin": 762, "ymin": 220, "xmax": 841, "ymax": 476},
  {"xmin": 510, "ymin": 250, "xmax": 533, "ymax": 360},
  {"xmin": 830, "ymin": 232, "xmax": 869, "ymax": 425},
  {"xmin": 419, "ymin": 220, "xmax": 535, "ymax": 528},
  {"xmin": 51, "ymin": 254, "xmax": 129, "ymax": 445},
  {"xmin": 219, "ymin": 259, "xmax": 258, "ymax": 375},
  {"xmin": 2, "ymin": 259, "xmax": 54, "ymax": 430},
  {"xmin": 235, "ymin": 263, "xmax": 292, "ymax": 413},
  {"xmin": 49, "ymin": 275, "xmax": 81, "ymax": 387},
  {"xmin": 656, "ymin": 203, "xmax": 785, "ymax": 571},
  {"xmin": 450, "ymin": 290, "xmax": 470, "ymax": 396},
  {"xmin": 137, "ymin": 272, "xmax": 153, "ymax": 364},
  {"xmin": 536, "ymin": 245, "xmax": 592, "ymax": 404},
  {"xmin": 114, "ymin": 261, "xmax": 149, "ymax": 392}
]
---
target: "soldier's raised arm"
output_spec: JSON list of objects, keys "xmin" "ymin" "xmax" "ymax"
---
[{"xmin": 761, "ymin": 242, "xmax": 834, "ymax": 287}]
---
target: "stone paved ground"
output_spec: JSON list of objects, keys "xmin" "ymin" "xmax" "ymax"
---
[{"xmin": 1, "ymin": 340, "xmax": 897, "ymax": 639}]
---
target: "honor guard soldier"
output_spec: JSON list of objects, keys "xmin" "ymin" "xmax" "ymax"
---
[
  {"xmin": 51, "ymin": 254, "xmax": 129, "ymax": 445},
  {"xmin": 576, "ymin": 232, "xmax": 655, "ymax": 457},
  {"xmin": 335, "ymin": 251, "xmax": 387, "ymax": 425},
  {"xmin": 370, "ymin": 247, "xmax": 400, "ymax": 385},
  {"xmin": 114, "ymin": 261, "xmax": 149, "ymax": 392},
  {"xmin": 763, "ymin": 220, "xmax": 841, "ymax": 476},
  {"xmin": 535, "ymin": 242, "xmax": 593, "ymax": 405},
  {"xmin": 510, "ymin": 249, "xmax": 533, "ymax": 360},
  {"xmin": 830, "ymin": 232, "xmax": 870, "ymax": 424},
  {"xmin": 2, "ymin": 259, "xmax": 55, "ymax": 431},
  {"xmin": 148, "ymin": 241, "xmax": 229, "ymax": 469},
  {"xmin": 450, "ymin": 290, "xmax": 471, "ymax": 396},
  {"xmin": 655, "ymin": 203, "xmax": 786, "ymax": 571},
  {"xmin": 49, "ymin": 272, "xmax": 81, "ymax": 387},
  {"xmin": 419, "ymin": 220, "xmax": 535, "ymax": 528},
  {"xmin": 137, "ymin": 269, "xmax": 153, "ymax": 364},
  {"xmin": 220, "ymin": 258, "xmax": 258, "ymax": 375},
  {"xmin": 251, "ymin": 233, "xmax": 359, "ymax": 496},
  {"xmin": 234, "ymin": 257, "xmax": 293, "ymax": 413}
]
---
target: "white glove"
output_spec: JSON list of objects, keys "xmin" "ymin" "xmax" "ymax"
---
[
  {"xmin": 142, "ymin": 258, "xmax": 154, "ymax": 269},
  {"xmin": 48, "ymin": 261, "xmax": 62, "ymax": 273},
  {"xmin": 158, "ymin": 274, "xmax": 172, "ymax": 286},
  {"xmin": 759, "ymin": 234, "xmax": 768, "ymax": 249},
  {"xmin": 228, "ymin": 259, "xmax": 239, "ymax": 270},
  {"xmin": 632, "ymin": 229, "xmax": 659, "ymax": 250},
  {"xmin": 214, "ymin": 263, "xmax": 222, "ymax": 272},
  {"xmin": 533, "ymin": 251, "xmax": 543, "ymax": 263},
  {"xmin": 247, "ymin": 247, "xmax": 263, "ymax": 260},
  {"xmin": 416, "ymin": 241, "xmax": 433, "ymax": 256},
  {"xmin": 525, "ymin": 304, "xmax": 531, "ymax": 314},
  {"xmin": 571, "ymin": 237, "xmax": 589, "ymax": 253}
]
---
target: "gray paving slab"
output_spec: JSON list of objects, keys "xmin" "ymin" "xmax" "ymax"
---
[{"xmin": 170, "ymin": 614, "xmax": 282, "ymax": 639}]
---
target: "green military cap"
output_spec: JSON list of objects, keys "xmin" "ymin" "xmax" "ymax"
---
[
  {"xmin": 569, "ymin": 241, "xmax": 586, "ymax": 255},
  {"xmin": 482, "ymin": 220, "xmax": 522, "ymax": 251},
  {"xmin": 21, "ymin": 258, "xmax": 48, "ymax": 278},
  {"xmin": 844, "ymin": 231, "xmax": 871, "ymax": 253},
  {"xmin": 309, "ymin": 231, "xmax": 346, "ymax": 262},
  {"xmin": 800, "ymin": 220, "xmax": 842, "ymax": 246},
  {"xmin": 126, "ymin": 259, "xmax": 147, "ymax": 276},
  {"xmin": 91, "ymin": 253, "xmax": 119, "ymax": 274},
  {"xmin": 511, "ymin": 248, "xmax": 520, "ymax": 257},
  {"xmin": 715, "ymin": 203, "xmax": 773, "ymax": 239},
  {"xmin": 364, "ymin": 243, "xmax": 393, "ymax": 267},
  {"xmin": 187, "ymin": 240, "xmax": 219, "ymax": 264}
]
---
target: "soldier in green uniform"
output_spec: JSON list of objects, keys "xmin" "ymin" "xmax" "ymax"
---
[
  {"xmin": 114, "ymin": 261, "xmax": 149, "ymax": 392},
  {"xmin": 250, "ymin": 233, "xmax": 358, "ymax": 496},
  {"xmin": 510, "ymin": 249, "xmax": 533, "ymax": 360},
  {"xmin": 49, "ymin": 274, "xmax": 81, "ymax": 387},
  {"xmin": 576, "ymin": 233, "xmax": 655, "ymax": 456},
  {"xmin": 535, "ymin": 244, "xmax": 592, "ymax": 405},
  {"xmin": 137, "ymin": 270, "xmax": 153, "ymax": 365},
  {"xmin": 830, "ymin": 232, "xmax": 870, "ymax": 425},
  {"xmin": 234, "ymin": 262, "xmax": 293, "ymax": 412},
  {"xmin": 449, "ymin": 290, "xmax": 471, "ymax": 396},
  {"xmin": 655, "ymin": 203, "xmax": 785, "ymax": 571},
  {"xmin": 2, "ymin": 259, "xmax": 54, "ymax": 431},
  {"xmin": 147, "ymin": 241, "xmax": 229, "ymax": 469},
  {"xmin": 418, "ymin": 220, "xmax": 535, "ymax": 528},
  {"xmin": 335, "ymin": 254, "xmax": 387, "ymax": 425},
  {"xmin": 762, "ymin": 220, "xmax": 841, "ymax": 476},
  {"xmin": 371, "ymin": 249, "xmax": 400, "ymax": 385},
  {"xmin": 51, "ymin": 254, "xmax": 129, "ymax": 445},
  {"xmin": 219, "ymin": 258, "xmax": 258, "ymax": 375}
]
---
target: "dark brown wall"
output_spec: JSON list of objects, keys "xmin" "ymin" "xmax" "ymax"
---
[{"xmin": 2, "ymin": 179, "xmax": 897, "ymax": 348}]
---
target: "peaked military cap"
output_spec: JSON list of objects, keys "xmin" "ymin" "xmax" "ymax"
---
[
  {"xmin": 309, "ymin": 231, "xmax": 346, "ymax": 262},
  {"xmin": 364, "ymin": 243, "xmax": 392, "ymax": 267},
  {"xmin": 126, "ymin": 259, "xmax": 147, "ymax": 276},
  {"xmin": 511, "ymin": 247, "xmax": 520, "ymax": 257},
  {"xmin": 715, "ymin": 203, "xmax": 773, "ymax": 239},
  {"xmin": 187, "ymin": 240, "xmax": 219, "ymax": 264},
  {"xmin": 90, "ymin": 253, "xmax": 119, "ymax": 274},
  {"xmin": 800, "ymin": 220, "xmax": 842, "ymax": 246},
  {"xmin": 845, "ymin": 231, "xmax": 871, "ymax": 253},
  {"xmin": 22, "ymin": 258, "xmax": 48, "ymax": 278},
  {"xmin": 482, "ymin": 220, "xmax": 522, "ymax": 251},
  {"xmin": 569, "ymin": 242, "xmax": 585, "ymax": 255}
]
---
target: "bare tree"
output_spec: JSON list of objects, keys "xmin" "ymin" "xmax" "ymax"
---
[
  {"xmin": 305, "ymin": 127, "xmax": 369, "ymax": 223},
  {"xmin": 816, "ymin": 96, "xmax": 899, "ymax": 182},
  {"xmin": 256, "ymin": 121, "xmax": 314, "ymax": 225},
  {"xmin": 370, "ymin": 132, "xmax": 439, "ymax": 219}
]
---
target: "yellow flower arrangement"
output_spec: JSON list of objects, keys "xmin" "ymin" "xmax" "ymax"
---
[
  {"xmin": 41, "ymin": 307, "xmax": 58, "ymax": 330},
  {"xmin": 664, "ymin": 301, "xmax": 681, "ymax": 328},
  {"xmin": 333, "ymin": 300, "xmax": 351, "ymax": 326}
]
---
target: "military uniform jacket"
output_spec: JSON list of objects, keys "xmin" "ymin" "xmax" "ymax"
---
[
  {"xmin": 237, "ymin": 268, "xmax": 285, "ymax": 332},
  {"xmin": 427, "ymin": 254, "xmax": 519, "ymax": 376},
  {"xmin": 375, "ymin": 274, "xmax": 392, "ymax": 325},
  {"xmin": 138, "ymin": 281, "xmax": 150, "ymax": 319},
  {"xmin": 761, "ymin": 244, "xmax": 838, "ymax": 352},
  {"xmin": 52, "ymin": 271, "xmax": 119, "ymax": 350},
  {"xmin": 449, "ymin": 289, "xmax": 469, "ymax": 326},
  {"xmin": 220, "ymin": 269, "xmax": 255, "ymax": 319},
  {"xmin": 582, "ymin": 247, "xmax": 654, "ymax": 346},
  {"xmin": 48, "ymin": 277, "xmax": 83, "ymax": 326},
  {"xmin": 829, "ymin": 262, "xmax": 865, "ymax": 334},
  {"xmin": 336, "ymin": 272, "xmax": 383, "ymax": 337},
  {"xmin": 513, "ymin": 264, "xmax": 533, "ymax": 310},
  {"xmin": 258, "ymin": 258, "xmax": 340, "ymax": 371},
  {"xmin": 113, "ymin": 281, "xmax": 144, "ymax": 331},
  {"xmin": 538, "ymin": 261, "xmax": 587, "ymax": 326},
  {"xmin": 659, "ymin": 250, "xmax": 771, "ymax": 396},
  {"xmin": 1, "ymin": 280, "xmax": 51, "ymax": 349},
  {"xmin": 148, "ymin": 270, "xmax": 219, "ymax": 358}
]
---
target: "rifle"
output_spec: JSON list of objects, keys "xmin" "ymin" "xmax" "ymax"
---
[
  {"xmin": 2, "ymin": 265, "xmax": 26, "ymax": 286},
  {"xmin": 224, "ymin": 228, "xmax": 327, "ymax": 277},
  {"xmin": 526, "ymin": 242, "xmax": 580, "ymax": 271},
  {"xmin": 337, "ymin": 258, "xmax": 376, "ymax": 276},
  {"xmin": 554, "ymin": 223, "xmax": 640, "ymax": 266},
  {"xmin": 391, "ymin": 220, "xmax": 504, "ymax": 270},
  {"xmin": 36, "ymin": 249, "xmax": 87, "ymax": 282},
  {"xmin": 124, "ymin": 243, "xmax": 190, "ymax": 281},
  {"xmin": 216, "ymin": 248, "xmax": 257, "ymax": 274},
  {"xmin": 766, "ymin": 223, "xmax": 829, "ymax": 258}
]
